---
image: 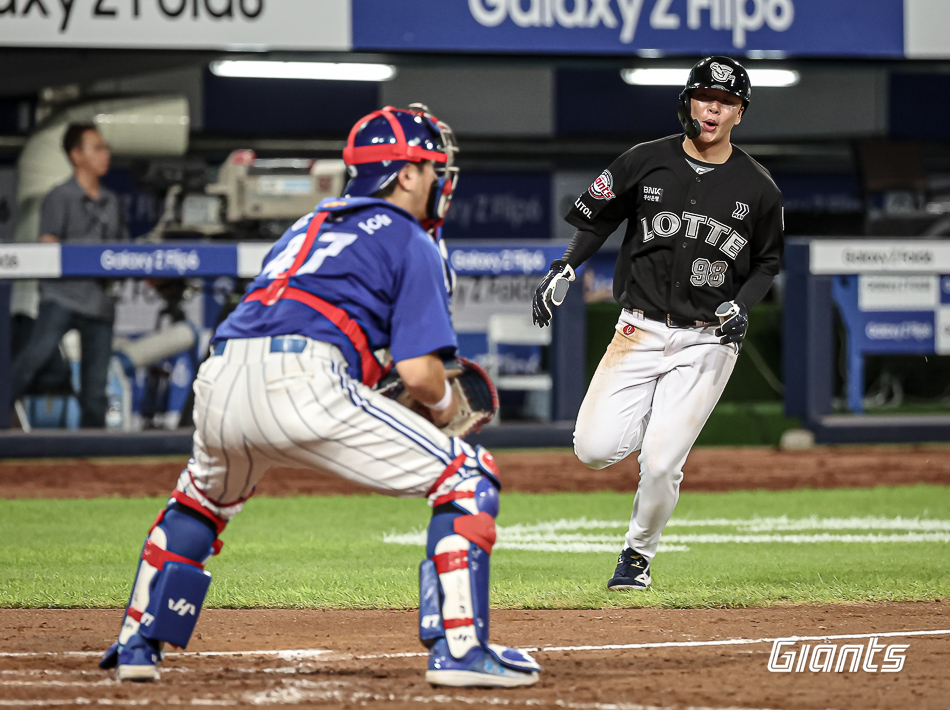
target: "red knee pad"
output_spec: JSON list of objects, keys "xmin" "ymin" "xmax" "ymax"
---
[{"xmin": 453, "ymin": 512, "xmax": 496, "ymax": 554}]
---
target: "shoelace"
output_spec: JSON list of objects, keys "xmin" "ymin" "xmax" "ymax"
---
[{"xmin": 620, "ymin": 555, "xmax": 646, "ymax": 572}]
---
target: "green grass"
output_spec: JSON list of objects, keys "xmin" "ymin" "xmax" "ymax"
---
[
  {"xmin": 1, "ymin": 485, "xmax": 948, "ymax": 609},
  {"xmin": 695, "ymin": 401, "xmax": 801, "ymax": 447}
]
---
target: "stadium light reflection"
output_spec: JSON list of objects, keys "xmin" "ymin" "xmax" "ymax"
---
[
  {"xmin": 621, "ymin": 67, "xmax": 800, "ymax": 87},
  {"xmin": 210, "ymin": 61, "xmax": 398, "ymax": 82}
]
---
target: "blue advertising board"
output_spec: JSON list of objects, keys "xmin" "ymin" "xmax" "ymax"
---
[
  {"xmin": 832, "ymin": 273, "xmax": 948, "ymax": 413},
  {"xmin": 448, "ymin": 245, "xmax": 566, "ymax": 276},
  {"xmin": 443, "ymin": 171, "xmax": 551, "ymax": 240},
  {"xmin": 353, "ymin": 0, "xmax": 904, "ymax": 57},
  {"xmin": 60, "ymin": 244, "xmax": 238, "ymax": 278}
]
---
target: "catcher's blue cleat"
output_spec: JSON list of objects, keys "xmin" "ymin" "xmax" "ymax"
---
[
  {"xmin": 115, "ymin": 634, "xmax": 162, "ymax": 682},
  {"xmin": 426, "ymin": 638, "xmax": 540, "ymax": 688},
  {"xmin": 98, "ymin": 642, "xmax": 119, "ymax": 670}
]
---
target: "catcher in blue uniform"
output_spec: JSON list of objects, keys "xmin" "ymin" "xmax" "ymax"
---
[{"xmin": 98, "ymin": 105, "xmax": 541, "ymax": 688}]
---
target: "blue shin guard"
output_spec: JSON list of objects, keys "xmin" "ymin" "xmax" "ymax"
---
[
  {"xmin": 101, "ymin": 494, "xmax": 225, "ymax": 678},
  {"xmin": 138, "ymin": 561, "xmax": 211, "ymax": 648},
  {"xmin": 420, "ymin": 442, "xmax": 540, "ymax": 687}
]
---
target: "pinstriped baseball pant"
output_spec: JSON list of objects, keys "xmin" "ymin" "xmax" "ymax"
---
[{"xmin": 175, "ymin": 337, "xmax": 454, "ymax": 520}]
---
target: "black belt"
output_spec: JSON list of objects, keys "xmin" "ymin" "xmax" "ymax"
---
[{"xmin": 638, "ymin": 310, "xmax": 716, "ymax": 329}]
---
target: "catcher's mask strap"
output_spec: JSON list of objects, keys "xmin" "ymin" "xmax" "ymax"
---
[
  {"xmin": 343, "ymin": 106, "xmax": 449, "ymax": 166},
  {"xmin": 243, "ymin": 211, "xmax": 384, "ymax": 387}
]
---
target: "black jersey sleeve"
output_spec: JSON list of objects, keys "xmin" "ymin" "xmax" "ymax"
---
[
  {"xmin": 735, "ymin": 269, "xmax": 774, "ymax": 309},
  {"xmin": 749, "ymin": 187, "xmax": 784, "ymax": 276},
  {"xmin": 735, "ymin": 187, "xmax": 784, "ymax": 307},
  {"xmin": 562, "ymin": 228, "xmax": 609, "ymax": 269},
  {"xmin": 564, "ymin": 146, "xmax": 647, "ymax": 237}
]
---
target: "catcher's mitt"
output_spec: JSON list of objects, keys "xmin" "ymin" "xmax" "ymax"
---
[{"xmin": 376, "ymin": 357, "xmax": 499, "ymax": 438}]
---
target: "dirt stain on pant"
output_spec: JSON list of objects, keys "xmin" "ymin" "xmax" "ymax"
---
[{"xmin": 599, "ymin": 325, "xmax": 645, "ymax": 372}]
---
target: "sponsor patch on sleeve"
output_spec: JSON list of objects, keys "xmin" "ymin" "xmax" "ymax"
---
[{"xmin": 588, "ymin": 170, "xmax": 616, "ymax": 201}]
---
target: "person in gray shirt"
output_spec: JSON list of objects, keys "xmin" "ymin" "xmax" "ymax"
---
[{"xmin": 10, "ymin": 123, "xmax": 127, "ymax": 427}]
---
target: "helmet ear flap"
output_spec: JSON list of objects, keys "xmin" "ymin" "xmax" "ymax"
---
[{"xmin": 678, "ymin": 90, "xmax": 701, "ymax": 139}]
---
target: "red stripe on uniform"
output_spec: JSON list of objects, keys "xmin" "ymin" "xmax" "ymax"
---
[
  {"xmin": 142, "ymin": 540, "xmax": 205, "ymax": 571},
  {"xmin": 426, "ymin": 453, "xmax": 467, "ymax": 498},
  {"xmin": 432, "ymin": 490, "xmax": 475, "ymax": 508},
  {"xmin": 171, "ymin": 490, "xmax": 228, "ymax": 535},
  {"xmin": 242, "ymin": 210, "xmax": 385, "ymax": 387},
  {"xmin": 444, "ymin": 618, "xmax": 474, "ymax": 629},
  {"xmin": 432, "ymin": 549, "xmax": 468, "ymax": 574},
  {"xmin": 127, "ymin": 608, "xmax": 143, "ymax": 622}
]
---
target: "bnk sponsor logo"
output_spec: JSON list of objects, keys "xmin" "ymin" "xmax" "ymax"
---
[
  {"xmin": 768, "ymin": 637, "xmax": 907, "ymax": 673},
  {"xmin": 468, "ymin": 0, "xmax": 795, "ymax": 49},
  {"xmin": 644, "ymin": 186, "xmax": 663, "ymax": 203}
]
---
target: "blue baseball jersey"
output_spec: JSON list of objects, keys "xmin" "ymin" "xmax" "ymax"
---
[{"xmin": 214, "ymin": 197, "xmax": 457, "ymax": 381}]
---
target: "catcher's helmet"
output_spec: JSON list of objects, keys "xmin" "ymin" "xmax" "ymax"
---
[
  {"xmin": 678, "ymin": 56, "xmax": 751, "ymax": 139},
  {"xmin": 342, "ymin": 104, "xmax": 459, "ymax": 223}
]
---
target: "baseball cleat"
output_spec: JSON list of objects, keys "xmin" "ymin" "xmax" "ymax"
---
[
  {"xmin": 115, "ymin": 634, "xmax": 162, "ymax": 682},
  {"xmin": 607, "ymin": 548, "xmax": 652, "ymax": 590},
  {"xmin": 98, "ymin": 642, "xmax": 119, "ymax": 670},
  {"xmin": 426, "ymin": 639, "xmax": 540, "ymax": 688}
]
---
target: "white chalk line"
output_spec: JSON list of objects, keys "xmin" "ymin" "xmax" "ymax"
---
[
  {"xmin": 383, "ymin": 516, "xmax": 950, "ymax": 553},
  {"xmin": 532, "ymin": 627, "xmax": 950, "ymax": 654},
  {"xmin": 501, "ymin": 516, "xmax": 950, "ymax": 532},
  {"xmin": 2, "ymin": 627, "xmax": 947, "ymax": 662},
  {"xmin": 0, "ymin": 648, "xmax": 330, "ymax": 659},
  {"xmin": 240, "ymin": 680, "xmax": 784, "ymax": 710},
  {"xmin": 5, "ymin": 631, "xmax": 949, "ymax": 708}
]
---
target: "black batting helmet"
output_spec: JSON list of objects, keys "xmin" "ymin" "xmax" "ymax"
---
[{"xmin": 677, "ymin": 56, "xmax": 751, "ymax": 139}]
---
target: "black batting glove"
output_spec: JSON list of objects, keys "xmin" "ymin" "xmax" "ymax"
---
[
  {"xmin": 532, "ymin": 260, "xmax": 576, "ymax": 328},
  {"xmin": 714, "ymin": 300, "xmax": 749, "ymax": 350}
]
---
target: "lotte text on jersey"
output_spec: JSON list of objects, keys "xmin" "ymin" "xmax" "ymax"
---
[{"xmin": 566, "ymin": 135, "xmax": 784, "ymax": 322}]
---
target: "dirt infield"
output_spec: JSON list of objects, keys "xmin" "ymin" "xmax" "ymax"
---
[
  {"xmin": 2, "ymin": 444, "xmax": 949, "ymax": 498},
  {"xmin": 2, "ymin": 446, "xmax": 949, "ymax": 708},
  {"xmin": 1, "ymin": 604, "xmax": 948, "ymax": 709}
]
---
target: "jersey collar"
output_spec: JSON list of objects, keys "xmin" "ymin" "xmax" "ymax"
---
[{"xmin": 316, "ymin": 196, "xmax": 419, "ymax": 224}]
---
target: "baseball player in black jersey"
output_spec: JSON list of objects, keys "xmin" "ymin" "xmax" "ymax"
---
[{"xmin": 533, "ymin": 56, "xmax": 784, "ymax": 590}]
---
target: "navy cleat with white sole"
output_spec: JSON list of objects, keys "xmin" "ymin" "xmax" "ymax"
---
[
  {"xmin": 607, "ymin": 547, "xmax": 652, "ymax": 590},
  {"xmin": 426, "ymin": 638, "xmax": 540, "ymax": 688},
  {"xmin": 114, "ymin": 634, "xmax": 162, "ymax": 682}
]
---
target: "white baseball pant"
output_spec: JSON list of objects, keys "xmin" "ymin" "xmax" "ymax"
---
[
  {"xmin": 176, "ymin": 336, "xmax": 454, "ymax": 520},
  {"xmin": 573, "ymin": 309, "xmax": 737, "ymax": 560}
]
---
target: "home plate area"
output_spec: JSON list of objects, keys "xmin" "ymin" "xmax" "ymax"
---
[{"xmin": 1, "ymin": 605, "xmax": 947, "ymax": 710}]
